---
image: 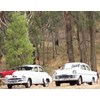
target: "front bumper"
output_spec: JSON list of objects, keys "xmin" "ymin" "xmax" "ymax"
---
[
  {"xmin": 5, "ymin": 78, "xmax": 27, "ymax": 84},
  {"xmin": 53, "ymin": 74, "xmax": 78, "ymax": 81}
]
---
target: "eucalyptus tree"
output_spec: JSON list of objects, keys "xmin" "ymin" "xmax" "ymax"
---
[
  {"xmin": 64, "ymin": 11, "xmax": 75, "ymax": 62},
  {"xmin": 47, "ymin": 12, "xmax": 63, "ymax": 59},
  {"xmin": 28, "ymin": 11, "xmax": 64, "ymax": 65},
  {"xmin": 75, "ymin": 12, "xmax": 89, "ymax": 63},
  {"xmin": 87, "ymin": 11, "xmax": 97, "ymax": 71},
  {"xmin": 28, "ymin": 12, "xmax": 49, "ymax": 65},
  {"xmin": 0, "ymin": 11, "xmax": 7, "ymax": 60}
]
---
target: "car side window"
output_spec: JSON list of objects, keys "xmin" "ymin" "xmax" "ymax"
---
[
  {"xmin": 39, "ymin": 67, "xmax": 44, "ymax": 72},
  {"xmin": 33, "ymin": 67, "xmax": 38, "ymax": 72},
  {"xmin": 85, "ymin": 65, "xmax": 90, "ymax": 71},
  {"xmin": 81, "ymin": 65, "xmax": 86, "ymax": 70},
  {"xmin": 22, "ymin": 68, "xmax": 25, "ymax": 71}
]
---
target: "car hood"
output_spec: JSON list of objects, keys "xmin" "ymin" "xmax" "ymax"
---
[
  {"xmin": 12, "ymin": 71, "xmax": 31, "ymax": 77},
  {"xmin": 54, "ymin": 68, "xmax": 77, "ymax": 75}
]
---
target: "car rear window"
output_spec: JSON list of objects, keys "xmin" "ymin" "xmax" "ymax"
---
[{"xmin": 17, "ymin": 66, "xmax": 33, "ymax": 71}]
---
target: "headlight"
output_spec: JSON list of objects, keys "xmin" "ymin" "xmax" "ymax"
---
[
  {"xmin": 53, "ymin": 72, "xmax": 57, "ymax": 79},
  {"xmin": 72, "ymin": 70, "xmax": 77, "ymax": 75},
  {"xmin": 53, "ymin": 72, "xmax": 57, "ymax": 76},
  {"xmin": 12, "ymin": 75, "xmax": 17, "ymax": 78},
  {"xmin": 22, "ymin": 75, "xmax": 26, "ymax": 79},
  {"xmin": 5, "ymin": 77, "xmax": 8, "ymax": 81}
]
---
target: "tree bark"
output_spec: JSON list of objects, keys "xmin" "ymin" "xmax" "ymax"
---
[
  {"xmin": 76, "ymin": 12, "xmax": 88, "ymax": 63},
  {"xmin": 88, "ymin": 12, "xmax": 97, "ymax": 71},
  {"xmin": 64, "ymin": 11, "xmax": 74, "ymax": 62},
  {"xmin": 76, "ymin": 12, "xmax": 83, "ymax": 62},
  {"xmin": 81, "ymin": 21, "xmax": 88, "ymax": 63},
  {"xmin": 52, "ymin": 32, "xmax": 56, "ymax": 59},
  {"xmin": 42, "ymin": 29, "xmax": 45, "ymax": 66}
]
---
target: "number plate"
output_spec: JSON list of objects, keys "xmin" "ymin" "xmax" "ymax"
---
[{"xmin": 10, "ymin": 81, "xmax": 17, "ymax": 83}]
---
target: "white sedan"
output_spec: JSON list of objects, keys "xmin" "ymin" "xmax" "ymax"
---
[
  {"xmin": 5, "ymin": 65, "xmax": 52, "ymax": 89},
  {"xmin": 53, "ymin": 62, "xmax": 98, "ymax": 86}
]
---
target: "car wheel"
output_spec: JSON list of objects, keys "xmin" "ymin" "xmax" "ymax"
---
[
  {"xmin": 25, "ymin": 79, "xmax": 31, "ymax": 88},
  {"xmin": 77, "ymin": 76, "xmax": 82, "ymax": 85},
  {"xmin": 43, "ymin": 79, "xmax": 50, "ymax": 87},
  {"xmin": 69, "ymin": 81, "xmax": 76, "ymax": 86},
  {"xmin": 55, "ymin": 81, "xmax": 61, "ymax": 86},
  {"xmin": 7, "ymin": 84, "xmax": 13, "ymax": 89},
  {"xmin": 88, "ymin": 77, "xmax": 95, "ymax": 85},
  {"xmin": 0, "ymin": 74, "xmax": 3, "ymax": 78}
]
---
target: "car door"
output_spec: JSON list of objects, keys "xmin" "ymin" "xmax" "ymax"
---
[
  {"xmin": 85, "ymin": 65, "xmax": 94, "ymax": 82},
  {"xmin": 37, "ymin": 66, "xmax": 45, "ymax": 83},
  {"xmin": 31, "ymin": 66, "xmax": 41, "ymax": 84},
  {"xmin": 79, "ymin": 64, "xmax": 92, "ymax": 82},
  {"xmin": 79, "ymin": 64, "xmax": 87, "ymax": 82}
]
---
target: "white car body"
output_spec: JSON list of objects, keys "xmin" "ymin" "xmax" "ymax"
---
[
  {"xmin": 53, "ymin": 62, "xmax": 98, "ymax": 86},
  {"xmin": 5, "ymin": 65, "xmax": 52, "ymax": 89}
]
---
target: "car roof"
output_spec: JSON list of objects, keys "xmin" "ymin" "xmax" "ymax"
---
[
  {"xmin": 20, "ymin": 65, "xmax": 42, "ymax": 68},
  {"xmin": 64, "ymin": 62, "xmax": 89, "ymax": 66},
  {"xmin": 65, "ymin": 62, "xmax": 88, "ymax": 64}
]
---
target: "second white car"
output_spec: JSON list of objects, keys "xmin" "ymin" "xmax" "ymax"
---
[{"xmin": 53, "ymin": 62, "xmax": 98, "ymax": 86}]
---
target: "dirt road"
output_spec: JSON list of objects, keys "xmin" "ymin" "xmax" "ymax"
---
[{"xmin": 0, "ymin": 80, "xmax": 100, "ymax": 89}]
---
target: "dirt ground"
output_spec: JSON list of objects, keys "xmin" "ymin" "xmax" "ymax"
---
[{"xmin": 0, "ymin": 79, "xmax": 100, "ymax": 89}]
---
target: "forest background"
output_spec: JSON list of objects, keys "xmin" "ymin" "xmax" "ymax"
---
[{"xmin": 0, "ymin": 11, "xmax": 100, "ymax": 74}]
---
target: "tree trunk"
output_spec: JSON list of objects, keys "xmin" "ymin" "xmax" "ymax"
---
[
  {"xmin": 46, "ymin": 33, "xmax": 50, "ymax": 61},
  {"xmin": 55, "ymin": 31, "xmax": 59, "ymax": 55},
  {"xmin": 42, "ymin": 29, "xmax": 45, "ymax": 66},
  {"xmin": 0, "ymin": 11, "xmax": 7, "ymax": 56},
  {"xmin": 76, "ymin": 12, "xmax": 88, "ymax": 63},
  {"xmin": 76, "ymin": 12, "xmax": 82, "ymax": 62},
  {"xmin": 81, "ymin": 21, "xmax": 88, "ymax": 63},
  {"xmin": 64, "ymin": 11, "xmax": 74, "ymax": 62},
  {"xmin": 88, "ymin": 12, "xmax": 97, "ymax": 71},
  {"xmin": 36, "ymin": 41, "xmax": 40, "ymax": 64},
  {"xmin": 52, "ymin": 32, "xmax": 56, "ymax": 59}
]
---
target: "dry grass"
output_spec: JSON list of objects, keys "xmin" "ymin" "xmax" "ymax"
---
[{"xmin": 0, "ymin": 78, "xmax": 5, "ymax": 87}]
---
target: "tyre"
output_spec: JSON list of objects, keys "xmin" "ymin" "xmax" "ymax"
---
[
  {"xmin": 55, "ymin": 81, "xmax": 61, "ymax": 86},
  {"xmin": 0, "ymin": 74, "xmax": 3, "ymax": 78},
  {"xmin": 43, "ymin": 79, "xmax": 50, "ymax": 87},
  {"xmin": 25, "ymin": 79, "xmax": 32, "ymax": 88},
  {"xmin": 88, "ymin": 77, "xmax": 95, "ymax": 85},
  {"xmin": 69, "ymin": 81, "xmax": 76, "ymax": 86},
  {"xmin": 77, "ymin": 76, "xmax": 82, "ymax": 85},
  {"xmin": 7, "ymin": 84, "xmax": 13, "ymax": 89}
]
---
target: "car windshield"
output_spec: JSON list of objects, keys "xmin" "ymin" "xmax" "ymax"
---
[
  {"xmin": 17, "ymin": 66, "xmax": 33, "ymax": 71},
  {"xmin": 64, "ymin": 64, "xmax": 71, "ymax": 69},
  {"xmin": 71, "ymin": 64, "xmax": 80, "ymax": 68},
  {"xmin": 64, "ymin": 63, "xmax": 80, "ymax": 69}
]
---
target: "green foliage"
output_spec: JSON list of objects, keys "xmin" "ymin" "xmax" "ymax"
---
[
  {"xmin": 29, "ymin": 12, "xmax": 63, "ymax": 44},
  {"xmin": 6, "ymin": 12, "xmax": 35, "ymax": 67}
]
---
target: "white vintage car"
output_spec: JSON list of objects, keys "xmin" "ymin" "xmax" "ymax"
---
[
  {"xmin": 5, "ymin": 65, "xmax": 52, "ymax": 89},
  {"xmin": 53, "ymin": 62, "xmax": 98, "ymax": 86}
]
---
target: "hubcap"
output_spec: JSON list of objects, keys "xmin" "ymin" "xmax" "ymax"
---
[
  {"xmin": 44, "ymin": 79, "xmax": 49, "ymax": 87},
  {"xmin": 92, "ymin": 78, "xmax": 95, "ymax": 84},
  {"xmin": 45, "ymin": 81, "xmax": 48, "ymax": 87},
  {"xmin": 27, "ymin": 80, "xmax": 30, "ymax": 87},
  {"xmin": 79, "ymin": 77, "xmax": 82, "ymax": 84}
]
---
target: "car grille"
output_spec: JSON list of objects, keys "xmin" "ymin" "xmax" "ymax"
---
[
  {"xmin": 55, "ymin": 75, "xmax": 75, "ymax": 79},
  {"xmin": 8, "ymin": 78, "xmax": 21, "ymax": 81},
  {"xmin": 7, "ymin": 78, "xmax": 23, "ymax": 83}
]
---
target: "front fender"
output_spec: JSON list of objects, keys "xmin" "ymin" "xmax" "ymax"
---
[
  {"xmin": 5, "ymin": 75, "xmax": 12, "ymax": 78},
  {"xmin": 44, "ymin": 76, "xmax": 52, "ymax": 83}
]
